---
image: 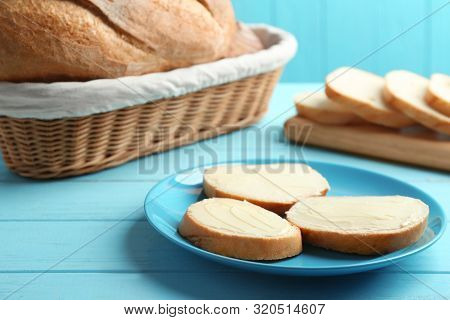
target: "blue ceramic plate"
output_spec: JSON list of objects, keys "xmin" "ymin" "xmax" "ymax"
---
[{"xmin": 144, "ymin": 160, "xmax": 446, "ymax": 276}]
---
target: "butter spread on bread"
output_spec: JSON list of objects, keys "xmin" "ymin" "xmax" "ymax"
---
[
  {"xmin": 203, "ymin": 163, "xmax": 330, "ymax": 214},
  {"xmin": 179, "ymin": 198, "xmax": 302, "ymax": 260},
  {"xmin": 287, "ymin": 196, "xmax": 429, "ymax": 255}
]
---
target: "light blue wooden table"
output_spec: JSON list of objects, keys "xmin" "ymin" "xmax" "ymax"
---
[{"xmin": 1, "ymin": 83, "xmax": 449, "ymax": 300}]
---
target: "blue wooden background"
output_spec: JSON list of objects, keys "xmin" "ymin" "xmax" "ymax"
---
[{"xmin": 232, "ymin": 0, "xmax": 450, "ymax": 82}]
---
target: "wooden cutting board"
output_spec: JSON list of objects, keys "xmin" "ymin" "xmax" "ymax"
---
[{"xmin": 284, "ymin": 116, "xmax": 450, "ymax": 171}]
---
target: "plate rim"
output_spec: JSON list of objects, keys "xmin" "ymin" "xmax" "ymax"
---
[{"xmin": 144, "ymin": 159, "xmax": 447, "ymax": 275}]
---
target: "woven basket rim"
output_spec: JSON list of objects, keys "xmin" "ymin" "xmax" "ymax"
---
[{"xmin": 0, "ymin": 69, "xmax": 282, "ymax": 179}]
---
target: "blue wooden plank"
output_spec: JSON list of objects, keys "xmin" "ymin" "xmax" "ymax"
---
[
  {"xmin": 231, "ymin": 0, "xmax": 274, "ymax": 24},
  {"xmin": 430, "ymin": 0, "xmax": 450, "ymax": 74},
  {"xmin": 370, "ymin": 0, "xmax": 429, "ymax": 76},
  {"xmin": 0, "ymin": 220, "xmax": 225, "ymax": 273},
  {"xmin": 324, "ymin": 0, "xmax": 430, "ymax": 77},
  {"xmin": 0, "ymin": 220, "xmax": 448, "ymax": 273},
  {"xmin": 2, "ymin": 272, "xmax": 449, "ymax": 300},
  {"xmin": 273, "ymin": 0, "xmax": 326, "ymax": 82},
  {"xmin": 325, "ymin": 0, "xmax": 382, "ymax": 75},
  {"xmin": 232, "ymin": 0, "xmax": 442, "ymax": 81},
  {"xmin": 0, "ymin": 181, "xmax": 150, "ymax": 221}
]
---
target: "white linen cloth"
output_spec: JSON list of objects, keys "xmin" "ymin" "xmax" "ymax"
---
[{"xmin": 0, "ymin": 25, "xmax": 297, "ymax": 120}]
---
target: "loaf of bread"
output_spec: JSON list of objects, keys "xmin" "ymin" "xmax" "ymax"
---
[
  {"xmin": 425, "ymin": 74, "xmax": 450, "ymax": 117},
  {"xmin": 384, "ymin": 70, "xmax": 450, "ymax": 135},
  {"xmin": 0, "ymin": 0, "xmax": 245, "ymax": 82},
  {"xmin": 286, "ymin": 196, "xmax": 429, "ymax": 255},
  {"xmin": 203, "ymin": 163, "xmax": 330, "ymax": 214},
  {"xmin": 325, "ymin": 67, "xmax": 415, "ymax": 128},
  {"xmin": 227, "ymin": 22, "xmax": 264, "ymax": 58},
  {"xmin": 179, "ymin": 198, "xmax": 302, "ymax": 260}
]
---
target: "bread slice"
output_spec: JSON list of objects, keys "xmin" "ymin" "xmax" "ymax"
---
[
  {"xmin": 286, "ymin": 196, "xmax": 429, "ymax": 255},
  {"xmin": 425, "ymin": 74, "xmax": 450, "ymax": 117},
  {"xmin": 384, "ymin": 70, "xmax": 450, "ymax": 135},
  {"xmin": 203, "ymin": 163, "xmax": 330, "ymax": 214},
  {"xmin": 295, "ymin": 91, "xmax": 364, "ymax": 125},
  {"xmin": 179, "ymin": 198, "xmax": 302, "ymax": 260},
  {"xmin": 325, "ymin": 67, "xmax": 415, "ymax": 128}
]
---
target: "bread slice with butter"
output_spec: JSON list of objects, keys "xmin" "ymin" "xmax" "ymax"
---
[
  {"xmin": 295, "ymin": 91, "xmax": 364, "ymax": 125},
  {"xmin": 286, "ymin": 196, "xmax": 428, "ymax": 255},
  {"xmin": 203, "ymin": 163, "xmax": 330, "ymax": 214},
  {"xmin": 384, "ymin": 70, "xmax": 450, "ymax": 135},
  {"xmin": 179, "ymin": 198, "xmax": 302, "ymax": 260},
  {"xmin": 425, "ymin": 74, "xmax": 450, "ymax": 117},
  {"xmin": 325, "ymin": 67, "xmax": 415, "ymax": 128}
]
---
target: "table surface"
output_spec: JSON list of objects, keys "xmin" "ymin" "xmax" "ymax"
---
[{"xmin": 1, "ymin": 83, "xmax": 449, "ymax": 300}]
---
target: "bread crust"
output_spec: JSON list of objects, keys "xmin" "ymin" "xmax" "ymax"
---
[
  {"xmin": 203, "ymin": 177, "xmax": 329, "ymax": 215},
  {"xmin": 179, "ymin": 208, "xmax": 302, "ymax": 260},
  {"xmin": 383, "ymin": 84, "xmax": 450, "ymax": 135},
  {"xmin": 86, "ymin": 0, "xmax": 236, "ymax": 62},
  {"xmin": 0, "ymin": 0, "xmax": 237, "ymax": 82},
  {"xmin": 295, "ymin": 216, "xmax": 427, "ymax": 255},
  {"xmin": 325, "ymin": 82, "xmax": 415, "ymax": 129}
]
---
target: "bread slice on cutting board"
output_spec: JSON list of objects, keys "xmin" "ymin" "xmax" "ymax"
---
[
  {"xmin": 179, "ymin": 198, "xmax": 302, "ymax": 260},
  {"xmin": 295, "ymin": 91, "xmax": 364, "ymax": 125},
  {"xmin": 203, "ymin": 163, "xmax": 330, "ymax": 214},
  {"xmin": 425, "ymin": 73, "xmax": 450, "ymax": 117},
  {"xmin": 384, "ymin": 70, "xmax": 450, "ymax": 135},
  {"xmin": 325, "ymin": 67, "xmax": 415, "ymax": 128},
  {"xmin": 286, "ymin": 196, "xmax": 429, "ymax": 255}
]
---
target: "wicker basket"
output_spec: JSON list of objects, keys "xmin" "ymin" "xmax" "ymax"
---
[{"xmin": 0, "ymin": 69, "xmax": 282, "ymax": 179}]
